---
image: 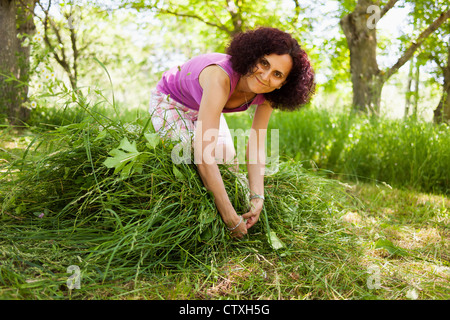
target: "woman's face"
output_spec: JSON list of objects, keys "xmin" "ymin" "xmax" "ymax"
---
[{"xmin": 246, "ymin": 53, "xmax": 293, "ymax": 94}]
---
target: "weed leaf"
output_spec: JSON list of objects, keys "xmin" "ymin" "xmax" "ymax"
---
[
  {"xmin": 117, "ymin": 137, "xmax": 139, "ymax": 154},
  {"xmin": 103, "ymin": 137, "xmax": 141, "ymax": 178},
  {"xmin": 173, "ymin": 165, "xmax": 185, "ymax": 180},
  {"xmin": 268, "ymin": 231, "xmax": 285, "ymax": 250},
  {"xmin": 375, "ymin": 239, "xmax": 408, "ymax": 256},
  {"xmin": 94, "ymin": 130, "xmax": 108, "ymax": 141},
  {"xmin": 144, "ymin": 133, "xmax": 160, "ymax": 149}
]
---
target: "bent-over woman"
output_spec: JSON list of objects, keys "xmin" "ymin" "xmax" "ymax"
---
[{"xmin": 149, "ymin": 27, "xmax": 315, "ymax": 238}]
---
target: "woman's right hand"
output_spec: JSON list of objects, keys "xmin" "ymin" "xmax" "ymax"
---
[{"xmin": 227, "ymin": 214, "xmax": 247, "ymax": 239}]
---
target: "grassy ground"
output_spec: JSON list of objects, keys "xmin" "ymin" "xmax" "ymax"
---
[{"xmin": 0, "ymin": 127, "xmax": 448, "ymax": 300}]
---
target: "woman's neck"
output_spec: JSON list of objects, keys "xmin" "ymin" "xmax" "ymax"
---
[{"xmin": 236, "ymin": 76, "xmax": 256, "ymax": 97}]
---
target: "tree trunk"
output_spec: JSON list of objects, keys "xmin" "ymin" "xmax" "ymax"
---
[
  {"xmin": 404, "ymin": 59, "xmax": 414, "ymax": 118},
  {"xmin": 433, "ymin": 44, "xmax": 450, "ymax": 123},
  {"xmin": 0, "ymin": 0, "xmax": 19, "ymax": 123},
  {"xmin": 340, "ymin": 0, "xmax": 382, "ymax": 115},
  {"xmin": 405, "ymin": 11, "xmax": 418, "ymax": 119},
  {"xmin": 16, "ymin": 0, "xmax": 37, "ymax": 123},
  {"xmin": 433, "ymin": 89, "xmax": 450, "ymax": 124},
  {"xmin": 226, "ymin": 0, "xmax": 244, "ymax": 36},
  {"xmin": 341, "ymin": 1, "xmax": 450, "ymax": 117},
  {"xmin": 412, "ymin": 59, "xmax": 420, "ymax": 118},
  {"xmin": 0, "ymin": 0, "xmax": 36, "ymax": 126}
]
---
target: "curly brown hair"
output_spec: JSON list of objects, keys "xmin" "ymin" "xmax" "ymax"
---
[{"xmin": 226, "ymin": 27, "xmax": 315, "ymax": 111}]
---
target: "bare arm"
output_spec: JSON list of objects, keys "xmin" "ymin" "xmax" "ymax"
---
[
  {"xmin": 195, "ymin": 65, "xmax": 247, "ymax": 237},
  {"xmin": 243, "ymin": 101, "xmax": 273, "ymax": 229}
]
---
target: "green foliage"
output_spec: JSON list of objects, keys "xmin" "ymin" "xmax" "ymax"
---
[
  {"xmin": 103, "ymin": 136, "xmax": 146, "ymax": 178},
  {"xmin": 226, "ymin": 107, "xmax": 450, "ymax": 195},
  {"xmin": 341, "ymin": 117, "xmax": 450, "ymax": 194},
  {"xmin": 398, "ymin": 0, "xmax": 450, "ymax": 90},
  {"xmin": 374, "ymin": 238, "xmax": 409, "ymax": 257},
  {"xmin": 28, "ymin": 3, "xmax": 163, "ymax": 113}
]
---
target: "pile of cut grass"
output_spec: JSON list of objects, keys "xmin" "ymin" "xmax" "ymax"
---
[{"xmin": 0, "ymin": 114, "xmax": 349, "ymax": 283}]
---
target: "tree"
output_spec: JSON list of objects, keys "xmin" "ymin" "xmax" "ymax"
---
[
  {"xmin": 339, "ymin": 0, "xmax": 450, "ymax": 115},
  {"xmin": 431, "ymin": 29, "xmax": 450, "ymax": 123},
  {"xmin": 0, "ymin": 0, "xmax": 37, "ymax": 126},
  {"xmin": 411, "ymin": 0, "xmax": 450, "ymax": 123},
  {"xmin": 403, "ymin": 3, "xmax": 421, "ymax": 119},
  {"xmin": 29, "ymin": 1, "xmax": 162, "ymax": 111},
  {"xmin": 37, "ymin": 1, "xmax": 81, "ymax": 90},
  {"xmin": 123, "ymin": 0, "xmax": 313, "ymax": 52},
  {"xmin": 126, "ymin": 0, "xmax": 251, "ymax": 37}
]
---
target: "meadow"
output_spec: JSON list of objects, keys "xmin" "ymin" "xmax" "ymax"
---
[{"xmin": 0, "ymin": 89, "xmax": 449, "ymax": 301}]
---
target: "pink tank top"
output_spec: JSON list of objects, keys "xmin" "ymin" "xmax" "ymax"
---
[{"xmin": 156, "ymin": 53, "xmax": 265, "ymax": 113}]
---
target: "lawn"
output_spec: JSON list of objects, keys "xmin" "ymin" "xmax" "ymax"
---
[{"xmin": 0, "ymin": 122, "xmax": 448, "ymax": 300}]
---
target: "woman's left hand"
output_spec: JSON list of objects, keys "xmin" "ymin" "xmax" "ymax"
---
[{"xmin": 242, "ymin": 198, "xmax": 264, "ymax": 229}]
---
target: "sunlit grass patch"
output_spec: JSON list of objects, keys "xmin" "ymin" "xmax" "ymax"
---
[{"xmin": 336, "ymin": 182, "xmax": 449, "ymax": 299}]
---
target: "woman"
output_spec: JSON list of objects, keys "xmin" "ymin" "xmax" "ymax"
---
[{"xmin": 149, "ymin": 27, "xmax": 315, "ymax": 238}]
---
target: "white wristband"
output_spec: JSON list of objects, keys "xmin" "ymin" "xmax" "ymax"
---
[
  {"xmin": 250, "ymin": 194, "xmax": 265, "ymax": 201},
  {"xmin": 227, "ymin": 216, "xmax": 243, "ymax": 231}
]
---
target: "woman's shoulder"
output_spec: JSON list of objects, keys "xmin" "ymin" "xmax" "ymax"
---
[
  {"xmin": 199, "ymin": 64, "xmax": 231, "ymax": 88},
  {"xmin": 187, "ymin": 53, "xmax": 233, "ymax": 74}
]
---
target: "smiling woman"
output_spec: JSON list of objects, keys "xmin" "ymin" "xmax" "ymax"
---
[
  {"xmin": 242, "ymin": 53, "xmax": 293, "ymax": 95},
  {"xmin": 226, "ymin": 27, "xmax": 315, "ymax": 110},
  {"xmin": 148, "ymin": 27, "xmax": 315, "ymax": 239}
]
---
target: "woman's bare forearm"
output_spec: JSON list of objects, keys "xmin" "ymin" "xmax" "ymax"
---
[
  {"xmin": 246, "ymin": 162, "xmax": 265, "ymax": 197},
  {"xmin": 246, "ymin": 130, "xmax": 267, "ymax": 197}
]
